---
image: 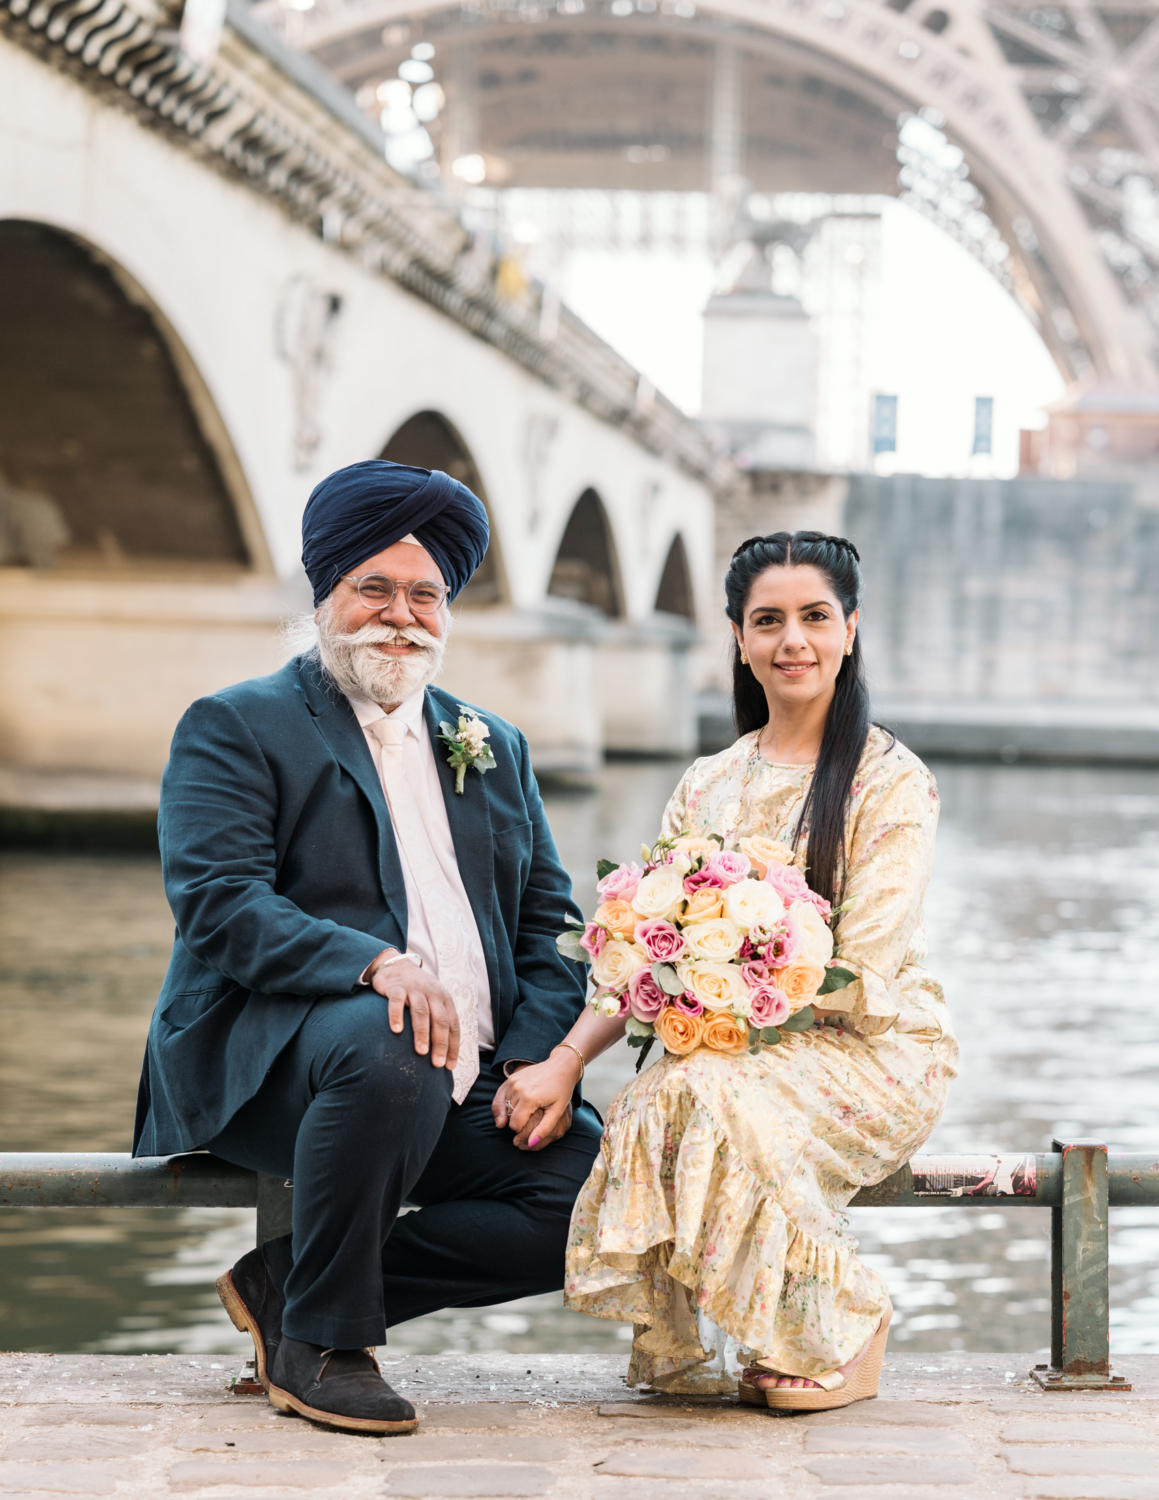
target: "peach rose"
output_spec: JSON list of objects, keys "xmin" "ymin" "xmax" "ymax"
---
[
  {"xmin": 723, "ymin": 879, "xmax": 784, "ymax": 931},
  {"xmin": 671, "ymin": 835, "xmax": 720, "ymax": 860},
  {"xmin": 787, "ymin": 899, "xmax": 834, "ymax": 965},
  {"xmin": 680, "ymin": 888, "xmax": 724, "ymax": 923},
  {"xmin": 681, "ymin": 917, "xmax": 745, "ymax": 962},
  {"xmin": 677, "ymin": 959, "xmax": 749, "ymax": 1010},
  {"xmin": 655, "ymin": 1006, "xmax": 706, "ymax": 1055},
  {"xmin": 701, "ymin": 1012, "xmax": 750, "ymax": 1054},
  {"xmin": 737, "ymin": 835, "xmax": 796, "ymax": 878},
  {"xmin": 590, "ymin": 939, "xmax": 649, "ymax": 992},
  {"xmin": 595, "ymin": 899, "xmax": 636, "ymax": 941},
  {"xmin": 631, "ymin": 866, "xmax": 686, "ymax": 922},
  {"xmin": 778, "ymin": 959, "xmax": 827, "ymax": 1012}
]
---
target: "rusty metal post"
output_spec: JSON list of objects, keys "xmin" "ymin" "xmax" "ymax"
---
[{"xmin": 1031, "ymin": 1138, "xmax": 1129, "ymax": 1391}]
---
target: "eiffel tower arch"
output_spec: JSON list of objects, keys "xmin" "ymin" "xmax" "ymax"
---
[{"xmin": 272, "ymin": 0, "xmax": 1159, "ymax": 388}]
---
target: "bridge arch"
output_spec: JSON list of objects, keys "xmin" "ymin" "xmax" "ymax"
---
[
  {"xmin": 0, "ymin": 219, "xmax": 269, "ymax": 573},
  {"xmin": 654, "ymin": 533, "xmax": 696, "ymax": 624},
  {"xmin": 380, "ymin": 409, "xmax": 505, "ymax": 606},
  {"xmin": 547, "ymin": 487, "xmax": 624, "ymax": 619},
  {"xmin": 281, "ymin": 0, "xmax": 1159, "ymax": 387}
]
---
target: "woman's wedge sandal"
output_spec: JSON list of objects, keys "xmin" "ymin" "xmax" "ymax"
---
[{"xmin": 739, "ymin": 1306, "xmax": 892, "ymax": 1413}]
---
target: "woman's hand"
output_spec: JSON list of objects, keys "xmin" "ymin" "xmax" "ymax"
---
[{"xmin": 492, "ymin": 1047, "xmax": 583, "ymax": 1151}]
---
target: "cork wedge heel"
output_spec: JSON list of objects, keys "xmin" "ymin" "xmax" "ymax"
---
[{"xmin": 739, "ymin": 1306, "xmax": 892, "ymax": 1413}]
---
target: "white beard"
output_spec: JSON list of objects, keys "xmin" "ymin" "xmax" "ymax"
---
[{"xmin": 309, "ymin": 601, "xmax": 448, "ymax": 706}]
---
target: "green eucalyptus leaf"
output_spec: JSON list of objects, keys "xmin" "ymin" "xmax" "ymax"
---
[
  {"xmin": 555, "ymin": 931, "xmax": 588, "ymax": 964},
  {"xmin": 596, "ymin": 858, "xmax": 618, "ymax": 881},
  {"xmin": 747, "ymin": 1043, "xmax": 763, "ymax": 1055},
  {"xmin": 626, "ymin": 1033, "xmax": 649, "ymax": 1048},
  {"xmin": 652, "ymin": 963, "xmax": 684, "ymax": 996},
  {"xmin": 625, "ymin": 1016, "xmax": 654, "ymax": 1038},
  {"xmin": 816, "ymin": 966, "xmax": 857, "ymax": 995},
  {"xmin": 780, "ymin": 1006, "xmax": 815, "ymax": 1033},
  {"xmin": 759, "ymin": 1026, "xmax": 782, "ymax": 1043}
]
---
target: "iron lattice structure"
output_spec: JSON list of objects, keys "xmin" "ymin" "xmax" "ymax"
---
[{"xmin": 261, "ymin": 0, "xmax": 1159, "ymax": 387}]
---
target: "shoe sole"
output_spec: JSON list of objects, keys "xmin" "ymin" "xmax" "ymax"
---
[
  {"xmin": 216, "ymin": 1270, "xmax": 271, "ymax": 1394},
  {"xmin": 265, "ymin": 1380, "xmax": 419, "ymax": 1434},
  {"xmin": 741, "ymin": 1307, "xmax": 892, "ymax": 1414}
]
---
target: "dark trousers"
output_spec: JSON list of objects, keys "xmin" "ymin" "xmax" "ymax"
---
[{"xmin": 203, "ymin": 991, "xmax": 602, "ymax": 1348}]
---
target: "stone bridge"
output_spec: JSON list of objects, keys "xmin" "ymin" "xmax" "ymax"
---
[{"xmin": 0, "ymin": 0, "xmax": 725, "ymax": 814}]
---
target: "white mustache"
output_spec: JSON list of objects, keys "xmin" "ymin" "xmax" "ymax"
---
[{"xmin": 334, "ymin": 622, "xmax": 438, "ymax": 651}]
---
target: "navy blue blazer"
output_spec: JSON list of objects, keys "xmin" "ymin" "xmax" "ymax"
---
[{"xmin": 133, "ymin": 655, "xmax": 587, "ymax": 1156}]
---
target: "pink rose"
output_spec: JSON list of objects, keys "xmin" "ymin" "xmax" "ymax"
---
[
  {"xmin": 764, "ymin": 863, "xmax": 831, "ymax": 918},
  {"xmin": 741, "ymin": 959, "xmax": 775, "ymax": 988},
  {"xmin": 628, "ymin": 968, "xmax": 668, "ymax": 1022},
  {"xmin": 596, "ymin": 858, "xmax": 641, "ymax": 900},
  {"xmin": 597, "ymin": 861, "xmax": 643, "ymax": 904},
  {"xmin": 763, "ymin": 918, "xmax": 803, "ymax": 968},
  {"xmin": 636, "ymin": 919, "xmax": 687, "ymax": 963},
  {"xmin": 671, "ymin": 991, "xmax": 705, "ymax": 1018},
  {"xmin": 705, "ymin": 850, "xmax": 751, "ymax": 887},
  {"xmin": 683, "ymin": 866, "xmax": 725, "ymax": 895},
  {"xmin": 763, "ymin": 862, "xmax": 810, "ymax": 903},
  {"xmin": 579, "ymin": 921, "xmax": 607, "ymax": 960},
  {"xmin": 748, "ymin": 983, "xmax": 790, "ymax": 1028}
]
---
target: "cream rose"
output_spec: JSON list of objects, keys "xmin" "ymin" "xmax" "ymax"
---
[
  {"xmin": 631, "ymin": 866, "xmax": 686, "ymax": 922},
  {"xmin": 778, "ymin": 960, "xmax": 827, "ymax": 1012},
  {"xmin": 590, "ymin": 939, "xmax": 649, "ymax": 992},
  {"xmin": 737, "ymin": 835, "xmax": 796, "ymax": 878},
  {"xmin": 787, "ymin": 899, "xmax": 834, "ymax": 964},
  {"xmin": 681, "ymin": 918, "xmax": 745, "ymax": 962},
  {"xmin": 677, "ymin": 959, "xmax": 749, "ymax": 1010},
  {"xmin": 723, "ymin": 879, "xmax": 785, "ymax": 930}
]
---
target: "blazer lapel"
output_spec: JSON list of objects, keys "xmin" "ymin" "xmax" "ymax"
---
[
  {"xmin": 299, "ymin": 657, "xmax": 408, "ymax": 937},
  {"xmin": 424, "ymin": 689, "xmax": 498, "ymax": 998}
]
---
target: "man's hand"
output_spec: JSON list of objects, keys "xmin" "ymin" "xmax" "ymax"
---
[
  {"xmin": 491, "ymin": 1048, "xmax": 581, "ymax": 1150},
  {"xmin": 369, "ymin": 953, "xmax": 460, "ymax": 1072}
]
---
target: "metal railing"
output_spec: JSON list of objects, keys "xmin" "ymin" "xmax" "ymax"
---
[{"xmin": 3, "ymin": 1138, "xmax": 1156, "ymax": 1391}]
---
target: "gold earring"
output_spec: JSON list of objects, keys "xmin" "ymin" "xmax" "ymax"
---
[
  {"xmin": 740, "ymin": 649, "xmax": 749, "ymax": 665},
  {"xmin": 844, "ymin": 644, "xmax": 853, "ymax": 656}
]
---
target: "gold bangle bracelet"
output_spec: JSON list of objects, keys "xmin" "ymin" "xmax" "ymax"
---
[{"xmin": 553, "ymin": 1041, "xmax": 585, "ymax": 1081}]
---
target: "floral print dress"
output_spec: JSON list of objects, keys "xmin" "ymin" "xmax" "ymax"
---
[{"xmin": 563, "ymin": 726, "xmax": 959, "ymax": 1391}]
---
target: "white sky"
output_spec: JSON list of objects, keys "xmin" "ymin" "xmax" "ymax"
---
[{"xmin": 550, "ymin": 198, "xmax": 1065, "ymax": 479}]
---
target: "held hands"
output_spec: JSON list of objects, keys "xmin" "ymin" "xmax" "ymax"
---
[
  {"xmin": 491, "ymin": 1047, "xmax": 582, "ymax": 1151},
  {"xmin": 369, "ymin": 951, "xmax": 460, "ymax": 1072}
]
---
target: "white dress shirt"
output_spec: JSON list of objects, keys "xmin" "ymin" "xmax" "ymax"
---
[{"xmin": 348, "ymin": 690, "xmax": 495, "ymax": 1051}]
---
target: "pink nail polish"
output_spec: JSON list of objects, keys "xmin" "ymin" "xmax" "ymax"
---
[{"xmin": 529, "ymin": 1136, "xmax": 540, "ymax": 1147}]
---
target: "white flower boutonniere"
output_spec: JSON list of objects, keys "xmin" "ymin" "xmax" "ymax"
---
[{"xmin": 438, "ymin": 706, "xmax": 497, "ymax": 794}]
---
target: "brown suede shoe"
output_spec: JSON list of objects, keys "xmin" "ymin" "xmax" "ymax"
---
[
  {"xmin": 216, "ymin": 1245, "xmax": 285, "ymax": 1392},
  {"xmin": 266, "ymin": 1335, "xmax": 418, "ymax": 1434}
]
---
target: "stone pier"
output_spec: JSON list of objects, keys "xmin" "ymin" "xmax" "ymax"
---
[{"xmin": 1, "ymin": 1351, "xmax": 1155, "ymax": 1498}]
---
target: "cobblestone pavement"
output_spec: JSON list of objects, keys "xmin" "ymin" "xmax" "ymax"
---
[{"xmin": 0, "ymin": 1352, "xmax": 1156, "ymax": 1498}]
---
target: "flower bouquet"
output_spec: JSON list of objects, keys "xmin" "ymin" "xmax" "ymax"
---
[{"xmin": 556, "ymin": 833, "xmax": 856, "ymax": 1069}]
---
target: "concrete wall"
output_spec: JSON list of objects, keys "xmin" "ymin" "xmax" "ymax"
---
[{"xmin": 702, "ymin": 469, "xmax": 1159, "ymax": 761}]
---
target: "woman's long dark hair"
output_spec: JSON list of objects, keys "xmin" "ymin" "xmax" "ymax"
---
[{"xmin": 725, "ymin": 530, "xmax": 873, "ymax": 904}]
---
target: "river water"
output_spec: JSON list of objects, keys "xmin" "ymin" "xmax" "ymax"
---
[{"xmin": 2, "ymin": 758, "xmax": 1158, "ymax": 1364}]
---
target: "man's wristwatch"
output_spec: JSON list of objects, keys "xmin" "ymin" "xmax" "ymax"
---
[{"xmin": 362, "ymin": 949, "xmax": 424, "ymax": 985}]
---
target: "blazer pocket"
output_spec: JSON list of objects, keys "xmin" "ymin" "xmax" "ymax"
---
[{"xmin": 157, "ymin": 984, "xmax": 232, "ymax": 1032}]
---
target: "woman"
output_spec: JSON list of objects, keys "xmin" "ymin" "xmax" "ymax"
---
[{"xmin": 495, "ymin": 531, "xmax": 957, "ymax": 1410}]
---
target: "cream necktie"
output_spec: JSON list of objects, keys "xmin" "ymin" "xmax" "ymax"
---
[{"xmin": 368, "ymin": 717, "xmax": 480, "ymax": 1103}]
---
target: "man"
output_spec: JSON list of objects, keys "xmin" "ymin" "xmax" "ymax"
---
[{"xmin": 133, "ymin": 460, "xmax": 601, "ymax": 1434}]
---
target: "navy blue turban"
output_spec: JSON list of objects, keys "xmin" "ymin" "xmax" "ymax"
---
[{"xmin": 301, "ymin": 459, "xmax": 490, "ymax": 608}]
